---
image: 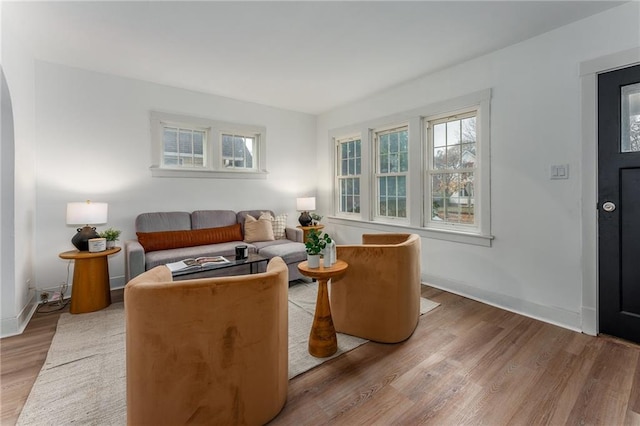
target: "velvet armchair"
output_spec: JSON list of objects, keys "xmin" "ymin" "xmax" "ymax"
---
[
  {"xmin": 331, "ymin": 233, "xmax": 421, "ymax": 343},
  {"xmin": 125, "ymin": 257, "xmax": 289, "ymax": 425}
]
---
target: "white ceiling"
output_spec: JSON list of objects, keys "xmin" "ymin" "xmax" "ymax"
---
[{"xmin": 7, "ymin": 1, "xmax": 625, "ymax": 114}]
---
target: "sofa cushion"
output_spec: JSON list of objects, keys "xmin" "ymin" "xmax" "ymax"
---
[
  {"xmin": 135, "ymin": 211, "xmax": 192, "ymax": 233},
  {"xmin": 243, "ymin": 215, "xmax": 275, "ymax": 243},
  {"xmin": 256, "ymin": 211, "xmax": 287, "ymax": 240},
  {"xmin": 137, "ymin": 224, "xmax": 243, "ymax": 253},
  {"xmin": 258, "ymin": 242, "xmax": 307, "ymax": 264},
  {"xmin": 191, "ymin": 210, "xmax": 237, "ymax": 230}
]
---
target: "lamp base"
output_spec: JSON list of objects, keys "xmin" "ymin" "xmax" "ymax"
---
[
  {"xmin": 298, "ymin": 211, "xmax": 312, "ymax": 227},
  {"xmin": 71, "ymin": 226, "xmax": 100, "ymax": 251}
]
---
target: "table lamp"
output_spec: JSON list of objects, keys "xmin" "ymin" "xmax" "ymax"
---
[
  {"xmin": 66, "ymin": 200, "xmax": 108, "ymax": 251},
  {"xmin": 296, "ymin": 197, "xmax": 315, "ymax": 226}
]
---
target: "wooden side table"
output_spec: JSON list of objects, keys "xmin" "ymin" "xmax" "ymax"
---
[
  {"xmin": 297, "ymin": 224, "xmax": 325, "ymax": 243},
  {"xmin": 59, "ymin": 247, "xmax": 121, "ymax": 314},
  {"xmin": 297, "ymin": 259, "xmax": 348, "ymax": 358}
]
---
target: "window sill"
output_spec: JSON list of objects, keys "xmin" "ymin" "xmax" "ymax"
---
[
  {"xmin": 150, "ymin": 167, "xmax": 268, "ymax": 179},
  {"xmin": 327, "ymin": 216, "xmax": 493, "ymax": 247}
]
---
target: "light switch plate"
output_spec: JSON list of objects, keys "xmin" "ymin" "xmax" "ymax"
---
[{"xmin": 550, "ymin": 164, "xmax": 569, "ymax": 180}]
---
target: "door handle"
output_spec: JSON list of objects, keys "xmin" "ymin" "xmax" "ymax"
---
[{"xmin": 602, "ymin": 201, "xmax": 616, "ymax": 212}]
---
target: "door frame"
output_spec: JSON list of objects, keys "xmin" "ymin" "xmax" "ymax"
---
[{"xmin": 580, "ymin": 47, "xmax": 640, "ymax": 336}]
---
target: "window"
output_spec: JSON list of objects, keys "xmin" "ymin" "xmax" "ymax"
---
[
  {"xmin": 375, "ymin": 125, "xmax": 408, "ymax": 220},
  {"xmin": 221, "ymin": 133, "xmax": 256, "ymax": 170},
  {"xmin": 427, "ymin": 112, "xmax": 477, "ymax": 229},
  {"xmin": 150, "ymin": 111, "xmax": 267, "ymax": 178},
  {"xmin": 162, "ymin": 126, "xmax": 207, "ymax": 168},
  {"xmin": 330, "ymin": 89, "xmax": 491, "ymax": 246},
  {"xmin": 336, "ymin": 136, "xmax": 361, "ymax": 214}
]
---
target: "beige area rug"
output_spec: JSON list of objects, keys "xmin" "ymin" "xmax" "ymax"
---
[{"xmin": 17, "ymin": 283, "xmax": 439, "ymax": 425}]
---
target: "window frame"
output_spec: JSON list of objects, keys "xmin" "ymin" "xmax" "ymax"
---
[
  {"xmin": 373, "ymin": 123, "xmax": 410, "ymax": 224},
  {"xmin": 150, "ymin": 111, "xmax": 267, "ymax": 179},
  {"xmin": 425, "ymin": 109, "xmax": 479, "ymax": 233},
  {"xmin": 329, "ymin": 89, "xmax": 492, "ymax": 247},
  {"xmin": 335, "ymin": 134, "xmax": 363, "ymax": 217}
]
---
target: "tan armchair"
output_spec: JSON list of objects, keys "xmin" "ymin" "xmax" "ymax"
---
[
  {"xmin": 125, "ymin": 257, "xmax": 289, "ymax": 426},
  {"xmin": 331, "ymin": 233, "xmax": 421, "ymax": 343}
]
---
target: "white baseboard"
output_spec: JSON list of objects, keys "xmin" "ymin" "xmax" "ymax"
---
[
  {"xmin": 581, "ymin": 306, "xmax": 597, "ymax": 336},
  {"xmin": 423, "ymin": 273, "xmax": 582, "ymax": 333},
  {"xmin": 1, "ymin": 295, "xmax": 38, "ymax": 338}
]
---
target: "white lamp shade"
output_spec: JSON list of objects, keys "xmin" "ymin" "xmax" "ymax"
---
[
  {"xmin": 66, "ymin": 201, "xmax": 108, "ymax": 225},
  {"xmin": 296, "ymin": 197, "xmax": 316, "ymax": 211}
]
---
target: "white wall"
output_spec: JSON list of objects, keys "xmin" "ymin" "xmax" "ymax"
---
[
  {"xmin": 31, "ymin": 62, "xmax": 316, "ymax": 296},
  {"xmin": 1, "ymin": 6, "xmax": 38, "ymax": 337},
  {"xmin": 317, "ymin": 2, "xmax": 640, "ymax": 331}
]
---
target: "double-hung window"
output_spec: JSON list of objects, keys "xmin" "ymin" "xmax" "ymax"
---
[
  {"xmin": 150, "ymin": 111, "xmax": 267, "ymax": 178},
  {"xmin": 330, "ymin": 89, "xmax": 491, "ymax": 246},
  {"xmin": 336, "ymin": 136, "xmax": 362, "ymax": 214},
  {"xmin": 375, "ymin": 125, "xmax": 409, "ymax": 220},
  {"xmin": 427, "ymin": 111, "xmax": 477, "ymax": 230}
]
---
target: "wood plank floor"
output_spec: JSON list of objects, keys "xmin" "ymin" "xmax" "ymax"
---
[{"xmin": 2, "ymin": 286, "xmax": 640, "ymax": 425}]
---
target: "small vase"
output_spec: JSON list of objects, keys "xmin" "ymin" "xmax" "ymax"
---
[
  {"xmin": 307, "ymin": 254, "xmax": 320, "ymax": 268},
  {"xmin": 106, "ymin": 240, "xmax": 116, "ymax": 249}
]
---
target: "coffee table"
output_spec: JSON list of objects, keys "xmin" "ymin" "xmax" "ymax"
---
[
  {"xmin": 297, "ymin": 259, "xmax": 349, "ymax": 358},
  {"xmin": 171, "ymin": 253, "xmax": 269, "ymax": 279}
]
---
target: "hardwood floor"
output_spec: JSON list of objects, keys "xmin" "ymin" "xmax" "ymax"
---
[{"xmin": 2, "ymin": 286, "xmax": 640, "ymax": 425}]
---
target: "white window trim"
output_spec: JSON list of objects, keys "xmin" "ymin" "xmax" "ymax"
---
[
  {"xmin": 335, "ymin": 134, "xmax": 363, "ymax": 217},
  {"xmin": 425, "ymin": 109, "xmax": 480, "ymax": 234},
  {"xmin": 328, "ymin": 89, "xmax": 493, "ymax": 246},
  {"xmin": 150, "ymin": 111, "xmax": 267, "ymax": 179},
  {"xmin": 373, "ymin": 123, "xmax": 410, "ymax": 224}
]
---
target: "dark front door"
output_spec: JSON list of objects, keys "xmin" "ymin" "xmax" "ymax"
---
[{"xmin": 598, "ymin": 64, "xmax": 640, "ymax": 343}]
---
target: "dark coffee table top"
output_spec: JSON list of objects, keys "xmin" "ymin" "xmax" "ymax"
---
[{"xmin": 171, "ymin": 253, "xmax": 268, "ymax": 278}]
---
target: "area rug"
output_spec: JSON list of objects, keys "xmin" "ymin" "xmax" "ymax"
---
[{"xmin": 17, "ymin": 283, "xmax": 439, "ymax": 425}]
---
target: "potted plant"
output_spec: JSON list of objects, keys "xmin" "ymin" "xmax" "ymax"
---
[
  {"xmin": 304, "ymin": 228, "xmax": 332, "ymax": 268},
  {"xmin": 310, "ymin": 213, "xmax": 323, "ymax": 226},
  {"xmin": 99, "ymin": 227, "xmax": 122, "ymax": 249}
]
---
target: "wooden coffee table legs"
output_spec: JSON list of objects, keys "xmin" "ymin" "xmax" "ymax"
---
[{"xmin": 309, "ymin": 278, "xmax": 337, "ymax": 358}]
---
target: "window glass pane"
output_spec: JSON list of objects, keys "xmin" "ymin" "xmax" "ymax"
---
[
  {"xmin": 434, "ymin": 123, "xmax": 446, "ymax": 147},
  {"xmin": 390, "ymin": 132, "xmax": 398, "ymax": 152},
  {"xmin": 622, "ymin": 82, "xmax": 640, "ymax": 153},
  {"xmin": 400, "ymin": 152, "xmax": 409, "ymax": 172},
  {"xmin": 379, "ymin": 177, "xmax": 387, "ymax": 196},
  {"xmin": 179, "ymin": 130, "xmax": 192, "ymax": 154},
  {"xmin": 390, "ymin": 153, "xmax": 398, "ymax": 172},
  {"xmin": 193, "ymin": 132, "xmax": 204, "ymax": 156},
  {"xmin": 398, "ymin": 197, "xmax": 406, "ymax": 218},
  {"xmin": 341, "ymin": 159, "xmax": 348, "ymax": 175},
  {"xmin": 447, "ymin": 145, "xmax": 461, "ymax": 169},
  {"xmin": 447, "ymin": 120, "xmax": 460, "ymax": 146},
  {"xmin": 400, "ymin": 130, "xmax": 408, "ymax": 152},
  {"xmin": 164, "ymin": 155, "xmax": 178, "ymax": 166},
  {"xmin": 380, "ymin": 154, "xmax": 389, "ymax": 173},
  {"xmin": 380, "ymin": 134, "xmax": 389, "ymax": 153},
  {"xmin": 163, "ymin": 127, "xmax": 177, "ymax": 153},
  {"xmin": 355, "ymin": 140, "xmax": 361, "ymax": 157},
  {"xmin": 462, "ymin": 117, "xmax": 476, "ymax": 143},
  {"xmin": 433, "ymin": 146, "xmax": 446, "ymax": 170},
  {"xmin": 388, "ymin": 176, "xmax": 397, "ymax": 197}
]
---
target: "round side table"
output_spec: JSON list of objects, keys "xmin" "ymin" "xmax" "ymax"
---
[
  {"xmin": 59, "ymin": 247, "xmax": 121, "ymax": 314},
  {"xmin": 297, "ymin": 259, "xmax": 348, "ymax": 358}
]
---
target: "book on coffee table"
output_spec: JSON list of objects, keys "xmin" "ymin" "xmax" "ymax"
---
[{"xmin": 166, "ymin": 256, "xmax": 230, "ymax": 272}]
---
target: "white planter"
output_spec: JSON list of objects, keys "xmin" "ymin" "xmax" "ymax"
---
[
  {"xmin": 307, "ymin": 254, "xmax": 320, "ymax": 268},
  {"xmin": 106, "ymin": 240, "xmax": 116, "ymax": 249}
]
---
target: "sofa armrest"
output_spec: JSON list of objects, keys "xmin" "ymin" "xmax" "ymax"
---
[
  {"xmin": 285, "ymin": 227, "xmax": 303, "ymax": 243},
  {"xmin": 124, "ymin": 239, "xmax": 146, "ymax": 282}
]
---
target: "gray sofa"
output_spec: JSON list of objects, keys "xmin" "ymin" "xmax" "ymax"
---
[{"xmin": 124, "ymin": 209, "xmax": 306, "ymax": 282}]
